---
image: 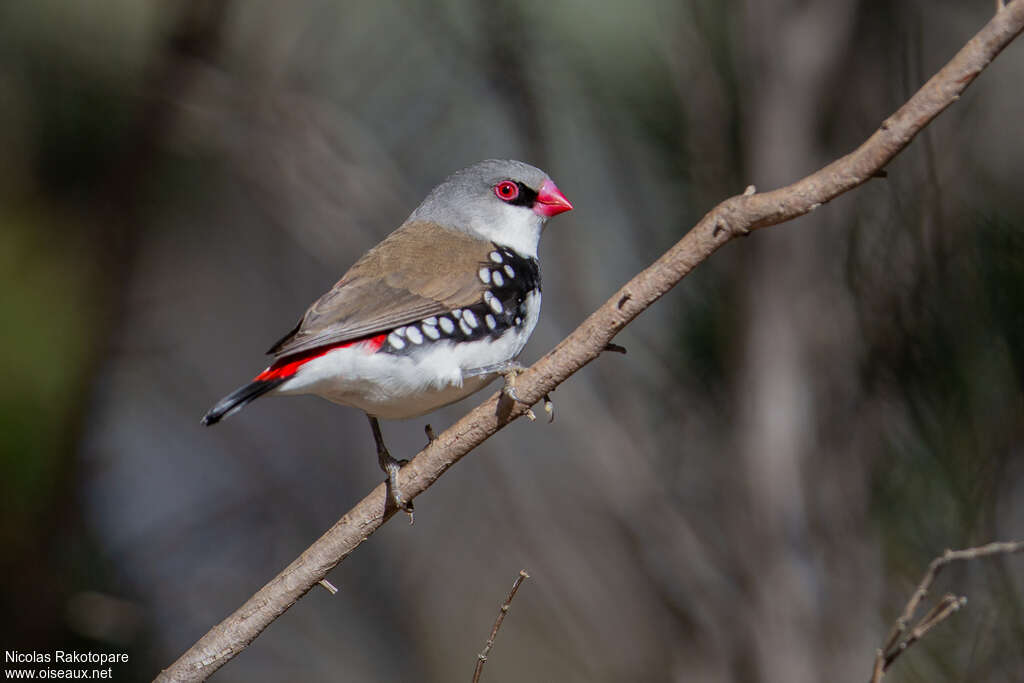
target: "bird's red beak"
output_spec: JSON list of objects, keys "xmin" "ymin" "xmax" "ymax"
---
[{"xmin": 533, "ymin": 179, "xmax": 573, "ymax": 218}]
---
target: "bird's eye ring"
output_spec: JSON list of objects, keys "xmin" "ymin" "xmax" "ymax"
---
[{"xmin": 494, "ymin": 181, "xmax": 519, "ymax": 202}]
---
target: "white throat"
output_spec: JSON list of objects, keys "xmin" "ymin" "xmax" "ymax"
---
[{"xmin": 468, "ymin": 211, "xmax": 544, "ymax": 258}]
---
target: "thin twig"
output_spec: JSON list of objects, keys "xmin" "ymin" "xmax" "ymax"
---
[
  {"xmin": 869, "ymin": 540, "xmax": 1024, "ymax": 683},
  {"xmin": 156, "ymin": 6, "xmax": 1024, "ymax": 681},
  {"xmin": 472, "ymin": 570, "xmax": 530, "ymax": 683},
  {"xmin": 888, "ymin": 593, "xmax": 967, "ymax": 665}
]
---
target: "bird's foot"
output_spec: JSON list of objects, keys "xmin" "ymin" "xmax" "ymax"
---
[
  {"xmin": 542, "ymin": 394, "xmax": 555, "ymax": 423},
  {"xmin": 499, "ymin": 362, "xmax": 544, "ymax": 419},
  {"xmin": 424, "ymin": 423, "xmax": 437, "ymax": 445},
  {"xmin": 498, "ymin": 362, "xmax": 528, "ymax": 404},
  {"xmin": 368, "ymin": 415, "xmax": 414, "ymax": 521},
  {"xmin": 379, "ymin": 451, "xmax": 414, "ymax": 522},
  {"xmin": 493, "ymin": 362, "xmax": 556, "ymax": 422}
]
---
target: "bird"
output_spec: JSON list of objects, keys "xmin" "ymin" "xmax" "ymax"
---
[{"xmin": 201, "ymin": 159, "xmax": 573, "ymax": 513}]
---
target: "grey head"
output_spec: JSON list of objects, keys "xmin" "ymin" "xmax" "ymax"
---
[{"xmin": 407, "ymin": 159, "xmax": 571, "ymax": 258}]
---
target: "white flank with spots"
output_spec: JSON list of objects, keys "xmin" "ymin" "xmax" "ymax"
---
[{"xmin": 276, "ymin": 291, "xmax": 541, "ymax": 419}]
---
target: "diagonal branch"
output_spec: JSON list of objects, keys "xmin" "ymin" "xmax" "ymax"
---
[{"xmin": 155, "ymin": 4, "xmax": 1024, "ymax": 681}]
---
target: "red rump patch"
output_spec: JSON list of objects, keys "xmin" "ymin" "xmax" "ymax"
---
[{"xmin": 254, "ymin": 334, "xmax": 386, "ymax": 381}]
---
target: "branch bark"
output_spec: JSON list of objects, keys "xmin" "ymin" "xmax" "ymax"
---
[{"xmin": 155, "ymin": 4, "xmax": 1024, "ymax": 680}]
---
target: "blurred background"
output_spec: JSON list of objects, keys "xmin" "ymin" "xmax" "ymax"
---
[{"xmin": 2, "ymin": 0, "xmax": 1024, "ymax": 681}]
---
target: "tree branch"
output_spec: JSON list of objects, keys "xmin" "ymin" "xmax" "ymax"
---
[
  {"xmin": 155, "ymin": 4, "xmax": 1024, "ymax": 681},
  {"xmin": 869, "ymin": 540, "xmax": 1024, "ymax": 683}
]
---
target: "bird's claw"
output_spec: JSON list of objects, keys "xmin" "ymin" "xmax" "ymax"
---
[
  {"xmin": 369, "ymin": 415, "xmax": 414, "ymax": 521},
  {"xmin": 498, "ymin": 365, "xmax": 554, "ymax": 424},
  {"xmin": 381, "ymin": 455, "xmax": 415, "ymax": 522},
  {"xmin": 499, "ymin": 363, "xmax": 528, "ymax": 404}
]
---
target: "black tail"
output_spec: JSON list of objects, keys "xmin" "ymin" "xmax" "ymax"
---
[{"xmin": 201, "ymin": 377, "xmax": 286, "ymax": 425}]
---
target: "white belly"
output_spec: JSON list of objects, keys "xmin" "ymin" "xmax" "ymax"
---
[{"xmin": 277, "ymin": 291, "xmax": 540, "ymax": 419}]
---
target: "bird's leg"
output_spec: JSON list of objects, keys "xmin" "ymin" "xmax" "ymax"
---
[
  {"xmin": 367, "ymin": 415, "xmax": 414, "ymax": 520},
  {"xmin": 424, "ymin": 423, "xmax": 437, "ymax": 445}
]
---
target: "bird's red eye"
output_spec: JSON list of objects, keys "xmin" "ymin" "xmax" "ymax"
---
[{"xmin": 494, "ymin": 181, "xmax": 519, "ymax": 202}]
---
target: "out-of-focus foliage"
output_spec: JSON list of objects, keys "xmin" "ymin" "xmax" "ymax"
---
[{"xmin": 2, "ymin": 1, "xmax": 1023, "ymax": 681}]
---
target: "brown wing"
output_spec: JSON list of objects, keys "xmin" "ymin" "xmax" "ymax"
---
[{"xmin": 268, "ymin": 221, "xmax": 492, "ymax": 358}]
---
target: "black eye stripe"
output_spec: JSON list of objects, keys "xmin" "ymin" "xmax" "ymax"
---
[{"xmin": 505, "ymin": 182, "xmax": 538, "ymax": 208}]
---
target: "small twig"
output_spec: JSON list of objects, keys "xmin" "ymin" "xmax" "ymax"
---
[
  {"xmin": 472, "ymin": 570, "xmax": 529, "ymax": 683},
  {"xmin": 869, "ymin": 540, "xmax": 1024, "ymax": 683},
  {"xmin": 317, "ymin": 579, "xmax": 338, "ymax": 595},
  {"xmin": 871, "ymin": 649, "xmax": 885, "ymax": 683},
  {"xmin": 885, "ymin": 541, "xmax": 1024, "ymax": 653},
  {"xmin": 886, "ymin": 593, "xmax": 967, "ymax": 668}
]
